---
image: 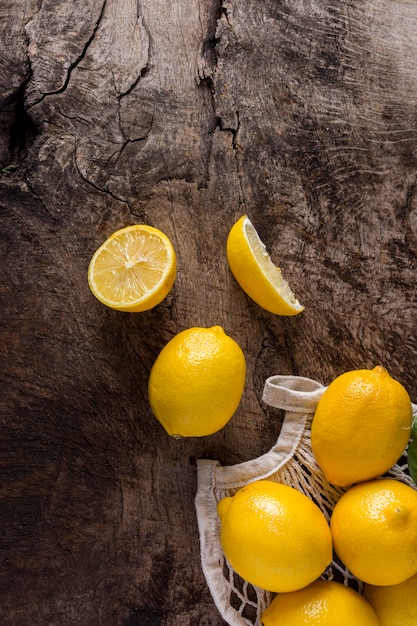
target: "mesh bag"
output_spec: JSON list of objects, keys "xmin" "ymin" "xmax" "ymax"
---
[{"xmin": 195, "ymin": 374, "xmax": 417, "ymax": 626}]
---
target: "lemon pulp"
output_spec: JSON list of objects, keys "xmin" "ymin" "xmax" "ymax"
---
[{"xmin": 88, "ymin": 224, "xmax": 176, "ymax": 312}]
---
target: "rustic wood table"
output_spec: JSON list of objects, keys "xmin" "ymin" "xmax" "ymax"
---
[{"xmin": 2, "ymin": 1, "xmax": 417, "ymax": 624}]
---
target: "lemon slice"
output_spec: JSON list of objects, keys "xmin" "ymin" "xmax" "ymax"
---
[
  {"xmin": 88, "ymin": 224, "xmax": 176, "ymax": 312},
  {"xmin": 226, "ymin": 215, "xmax": 304, "ymax": 316}
]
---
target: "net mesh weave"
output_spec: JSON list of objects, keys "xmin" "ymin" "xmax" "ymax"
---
[{"xmin": 195, "ymin": 374, "xmax": 417, "ymax": 626}]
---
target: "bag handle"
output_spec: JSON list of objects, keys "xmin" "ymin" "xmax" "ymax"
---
[{"xmin": 262, "ymin": 374, "xmax": 326, "ymax": 413}]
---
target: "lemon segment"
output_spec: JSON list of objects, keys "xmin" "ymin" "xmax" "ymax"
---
[
  {"xmin": 148, "ymin": 326, "xmax": 246, "ymax": 437},
  {"xmin": 226, "ymin": 215, "xmax": 304, "ymax": 316},
  {"xmin": 330, "ymin": 478, "xmax": 417, "ymax": 586},
  {"xmin": 217, "ymin": 480, "xmax": 332, "ymax": 593},
  {"xmin": 88, "ymin": 224, "xmax": 176, "ymax": 312},
  {"xmin": 261, "ymin": 580, "xmax": 379, "ymax": 626}
]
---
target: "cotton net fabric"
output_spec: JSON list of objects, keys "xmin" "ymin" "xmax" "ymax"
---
[{"xmin": 195, "ymin": 374, "xmax": 417, "ymax": 626}]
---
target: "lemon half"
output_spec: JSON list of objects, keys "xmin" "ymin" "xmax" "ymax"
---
[
  {"xmin": 226, "ymin": 214, "xmax": 304, "ymax": 316},
  {"xmin": 88, "ymin": 224, "xmax": 176, "ymax": 312}
]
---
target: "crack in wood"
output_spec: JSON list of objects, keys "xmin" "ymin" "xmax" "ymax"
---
[{"xmin": 27, "ymin": 0, "xmax": 108, "ymax": 109}]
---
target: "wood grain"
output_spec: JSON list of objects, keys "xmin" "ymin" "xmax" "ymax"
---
[{"xmin": 1, "ymin": 1, "xmax": 417, "ymax": 624}]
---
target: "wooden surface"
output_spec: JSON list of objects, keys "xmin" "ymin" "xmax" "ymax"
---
[{"xmin": 2, "ymin": 1, "xmax": 417, "ymax": 624}]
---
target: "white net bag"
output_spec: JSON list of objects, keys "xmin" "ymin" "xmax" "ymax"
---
[{"xmin": 195, "ymin": 374, "xmax": 417, "ymax": 626}]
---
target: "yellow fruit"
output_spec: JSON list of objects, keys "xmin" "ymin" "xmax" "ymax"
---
[
  {"xmin": 311, "ymin": 365, "xmax": 412, "ymax": 487},
  {"xmin": 88, "ymin": 224, "xmax": 176, "ymax": 312},
  {"xmin": 261, "ymin": 579, "xmax": 379, "ymax": 625},
  {"xmin": 330, "ymin": 478, "xmax": 417, "ymax": 586},
  {"xmin": 217, "ymin": 480, "xmax": 332, "ymax": 593},
  {"xmin": 364, "ymin": 572, "xmax": 417, "ymax": 626},
  {"xmin": 148, "ymin": 326, "xmax": 246, "ymax": 437},
  {"xmin": 226, "ymin": 214, "xmax": 304, "ymax": 316}
]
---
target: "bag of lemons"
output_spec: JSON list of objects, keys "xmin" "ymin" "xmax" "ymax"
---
[{"xmin": 195, "ymin": 372, "xmax": 416, "ymax": 626}]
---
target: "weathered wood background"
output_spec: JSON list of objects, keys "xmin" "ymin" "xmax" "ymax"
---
[{"xmin": 1, "ymin": 1, "xmax": 417, "ymax": 624}]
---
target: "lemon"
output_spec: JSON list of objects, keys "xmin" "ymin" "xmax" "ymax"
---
[
  {"xmin": 261, "ymin": 579, "xmax": 379, "ymax": 625},
  {"xmin": 148, "ymin": 326, "xmax": 246, "ymax": 437},
  {"xmin": 311, "ymin": 365, "xmax": 412, "ymax": 487},
  {"xmin": 330, "ymin": 478, "xmax": 417, "ymax": 586},
  {"xmin": 217, "ymin": 480, "xmax": 332, "ymax": 593},
  {"xmin": 226, "ymin": 215, "xmax": 304, "ymax": 316},
  {"xmin": 88, "ymin": 224, "xmax": 176, "ymax": 312},
  {"xmin": 363, "ymin": 572, "xmax": 417, "ymax": 626}
]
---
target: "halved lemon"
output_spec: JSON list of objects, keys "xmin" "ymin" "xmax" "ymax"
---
[
  {"xmin": 88, "ymin": 224, "xmax": 176, "ymax": 312},
  {"xmin": 226, "ymin": 215, "xmax": 304, "ymax": 316}
]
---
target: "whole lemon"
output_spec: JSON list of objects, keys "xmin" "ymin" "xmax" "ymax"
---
[
  {"xmin": 363, "ymin": 571, "xmax": 417, "ymax": 626},
  {"xmin": 261, "ymin": 579, "xmax": 379, "ymax": 625},
  {"xmin": 330, "ymin": 478, "xmax": 417, "ymax": 586},
  {"xmin": 311, "ymin": 366, "xmax": 412, "ymax": 487},
  {"xmin": 217, "ymin": 480, "xmax": 333, "ymax": 593},
  {"xmin": 148, "ymin": 326, "xmax": 246, "ymax": 437}
]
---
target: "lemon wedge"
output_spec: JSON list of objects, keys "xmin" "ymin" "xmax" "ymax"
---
[
  {"xmin": 226, "ymin": 215, "xmax": 304, "ymax": 316},
  {"xmin": 88, "ymin": 224, "xmax": 176, "ymax": 312}
]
